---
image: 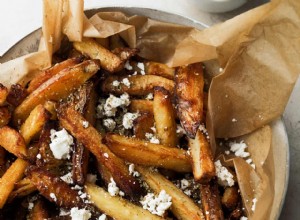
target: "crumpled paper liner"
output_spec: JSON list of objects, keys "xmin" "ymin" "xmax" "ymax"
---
[{"xmin": 0, "ymin": 0, "xmax": 299, "ymax": 219}]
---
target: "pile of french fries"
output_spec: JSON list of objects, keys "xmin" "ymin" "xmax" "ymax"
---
[{"xmin": 0, "ymin": 35, "xmax": 245, "ymax": 219}]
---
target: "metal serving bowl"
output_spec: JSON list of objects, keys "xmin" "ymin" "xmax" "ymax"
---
[{"xmin": 0, "ymin": 7, "xmax": 289, "ymax": 220}]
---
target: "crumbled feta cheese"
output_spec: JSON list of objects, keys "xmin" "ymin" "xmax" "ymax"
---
[
  {"xmin": 128, "ymin": 164, "xmax": 140, "ymax": 177},
  {"xmin": 184, "ymin": 189, "xmax": 191, "ymax": 196},
  {"xmin": 28, "ymin": 202, "xmax": 34, "ymax": 210},
  {"xmin": 108, "ymin": 178, "xmax": 124, "ymax": 197},
  {"xmin": 50, "ymin": 193, "xmax": 57, "ymax": 202},
  {"xmin": 150, "ymin": 126, "xmax": 156, "ymax": 133},
  {"xmin": 232, "ymin": 118, "xmax": 237, "ymax": 122},
  {"xmin": 198, "ymin": 124, "xmax": 209, "ymax": 139},
  {"xmin": 137, "ymin": 62, "xmax": 145, "ymax": 75},
  {"xmin": 112, "ymin": 80, "xmax": 120, "ymax": 87},
  {"xmin": 82, "ymin": 121, "xmax": 89, "ymax": 128},
  {"xmin": 122, "ymin": 112, "xmax": 139, "ymax": 129},
  {"xmin": 206, "ymin": 211, "xmax": 210, "ymax": 215},
  {"xmin": 70, "ymin": 207, "xmax": 91, "ymax": 220},
  {"xmin": 125, "ymin": 61, "xmax": 133, "ymax": 70},
  {"xmin": 229, "ymin": 141, "xmax": 250, "ymax": 158},
  {"xmin": 146, "ymin": 93, "xmax": 154, "ymax": 100},
  {"xmin": 59, "ymin": 209, "xmax": 70, "ymax": 216},
  {"xmin": 225, "ymin": 150, "xmax": 230, "ymax": 155},
  {"xmin": 140, "ymin": 190, "xmax": 172, "ymax": 216},
  {"xmin": 240, "ymin": 216, "xmax": 248, "ymax": 220},
  {"xmin": 251, "ymin": 198, "xmax": 257, "ymax": 212},
  {"xmin": 60, "ymin": 172, "xmax": 73, "ymax": 184},
  {"xmin": 246, "ymin": 158, "xmax": 252, "ymax": 164},
  {"xmin": 86, "ymin": 174, "xmax": 97, "ymax": 184},
  {"xmin": 214, "ymin": 160, "xmax": 235, "ymax": 187},
  {"xmin": 103, "ymin": 118, "xmax": 116, "ymax": 131},
  {"xmin": 49, "ymin": 129, "xmax": 73, "ymax": 160},
  {"xmin": 145, "ymin": 133, "xmax": 160, "ymax": 144},
  {"xmin": 98, "ymin": 214, "xmax": 107, "ymax": 220},
  {"xmin": 122, "ymin": 78, "xmax": 131, "ymax": 87},
  {"xmin": 96, "ymin": 99, "xmax": 106, "ymax": 118},
  {"xmin": 180, "ymin": 179, "xmax": 190, "ymax": 190},
  {"xmin": 36, "ymin": 153, "xmax": 41, "ymax": 159},
  {"xmin": 120, "ymin": 93, "xmax": 130, "ymax": 106},
  {"xmin": 103, "ymin": 153, "xmax": 109, "ymax": 158}
]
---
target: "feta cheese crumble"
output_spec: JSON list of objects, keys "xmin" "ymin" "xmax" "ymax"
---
[
  {"xmin": 125, "ymin": 61, "xmax": 133, "ymax": 70},
  {"xmin": 146, "ymin": 93, "xmax": 154, "ymax": 100},
  {"xmin": 98, "ymin": 214, "xmax": 107, "ymax": 220},
  {"xmin": 137, "ymin": 62, "xmax": 145, "ymax": 75},
  {"xmin": 112, "ymin": 80, "xmax": 120, "ymax": 87},
  {"xmin": 122, "ymin": 112, "xmax": 139, "ymax": 129},
  {"xmin": 49, "ymin": 129, "xmax": 73, "ymax": 160},
  {"xmin": 140, "ymin": 190, "xmax": 172, "ymax": 216},
  {"xmin": 240, "ymin": 216, "xmax": 248, "ymax": 220},
  {"xmin": 103, "ymin": 118, "xmax": 116, "ymax": 131},
  {"xmin": 50, "ymin": 193, "xmax": 57, "ymax": 202},
  {"xmin": 108, "ymin": 178, "xmax": 124, "ymax": 197},
  {"xmin": 60, "ymin": 172, "xmax": 73, "ymax": 184},
  {"xmin": 28, "ymin": 202, "xmax": 34, "ymax": 210},
  {"xmin": 82, "ymin": 121, "xmax": 89, "ymax": 128},
  {"xmin": 102, "ymin": 94, "xmax": 130, "ymax": 117},
  {"xmin": 128, "ymin": 163, "xmax": 140, "ymax": 177},
  {"xmin": 251, "ymin": 198, "xmax": 257, "ymax": 212},
  {"xmin": 36, "ymin": 153, "xmax": 41, "ymax": 159},
  {"xmin": 214, "ymin": 160, "xmax": 235, "ymax": 187},
  {"xmin": 70, "ymin": 207, "xmax": 91, "ymax": 220},
  {"xmin": 145, "ymin": 133, "xmax": 160, "ymax": 144},
  {"xmin": 122, "ymin": 78, "xmax": 131, "ymax": 87},
  {"xmin": 229, "ymin": 141, "xmax": 250, "ymax": 158}
]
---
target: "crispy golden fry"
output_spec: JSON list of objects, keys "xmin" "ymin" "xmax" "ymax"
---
[
  {"xmin": 27, "ymin": 57, "xmax": 84, "ymax": 93},
  {"xmin": 8, "ymin": 177, "xmax": 36, "ymax": 201},
  {"xmin": 0, "ymin": 106, "xmax": 11, "ymax": 128},
  {"xmin": 28, "ymin": 198, "xmax": 49, "ymax": 220},
  {"xmin": 0, "ymin": 126, "xmax": 27, "ymax": 158},
  {"xmin": 133, "ymin": 112, "xmax": 154, "ymax": 139},
  {"xmin": 72, "ymin": 141, "xmax": 89, "ymax": 185},
  {"xmin": 200, "ymin": 180, "xmax": 224, "ymax": 220},
  {"xmin": 58, "ymin": 105, "xmax": 142, "ymax": 198},
  {"xmin": 101, "ymin": 75, "xmax": 175, "ymax": 96},
  {"xmin": 74, "ymin": 38, "xmax": 123, "ymax": 73},
  {"xmin": 175, "ymin": 62, "xmax": 204, "ymax": 138},
  {"xmin": 0, "ymin": 83, "xmax": 8, "ymax": 105},
  {"xmin": 13, "ymin": 59, "xmax": 100, "ymax": 125},
  {"xmin": 153, "ymin": 87, "xmax": 177, "ymax": 147},
  {"xmin": 20, "ymin": 104, "xmax": 50, "ymax": 145},
  {"xmin": 104, "ymin": 134, "xmax": 191, "ymax": 172},
  {"xmin": 129, "ymin": 100, "xmax": 153, "ymax": 114},
  {"xmin": 44, "ymin": 101, "xmax": 57, "ymax": 120},
  {"xmin": 145, "ymin": 62, "xmax": 175, "ymax": 80},
  {"xmin": 188, "ymin": 130, "xmax": 215, "ymax": 183},
  {"xmin": 85, "ymin": 183, "xmax": 163, "ymax": 220},
  {"xmin": 109, "ymin": 34, "xmax": 126, "ymax": 50},
  {"xmin": 0, "ymin": 158, "xmax": 28, "ymax": 208},
  {"xmin": 221, "ymin": 187, "xmax": 239, "ymax": 210},
  {"xmin": 137, "ymin": 166, "xmax": 205, "ymax": 220},
  {"xmin": 6, "ymin": 84, "xmax": 28, "ymax": 107},
  {"xmin": 112, "ymin": 47, "xmax": 139, "ymax": 61}
]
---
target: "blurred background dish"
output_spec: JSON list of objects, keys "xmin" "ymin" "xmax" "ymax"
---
[{"xmin": 194, "ymin": 0, "xmax": 247, "ymax": 13}]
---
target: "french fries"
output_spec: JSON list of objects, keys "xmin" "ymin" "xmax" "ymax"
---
[
  {"xmin": 101, "ymin": 75, "xmax": 175, "ymax": 96},
  {"xmin": 137, "ymin": 166, "xmax": 205, "ymax": 220},
  {"xmin": 133, "ymin": 112, "xmax": 155, "ymax": 139},
  {"xmin": 86, "ymin": 183, "xmax": 163, "ymax": 220},
  {"xmin": 6, "ymin": 84, "xmax": 28, "ymax": 107},
  {"xmin": 175, "ymin": 62, "xmax": 204, "ymax": 138},
  {"xmin": 188, "ymin": 130, "xmax": 215, "ymax": 183},
  {"xmin": 8, "ymin": 177, "xmax": 36, "ymax": 201},
  {"xmin": 104, "ymin": 133, "xmax": 191, "ymax": 172},
  {"xmin": 73, "ymin": 38, "xmax": 124, "ymax": 73},
  {"xmin": 129, "ymin": 99, "xmax": 153, "ymax": 114},
  {"xmin": 0, "ymin": 106, "xmax": 11, "ymax": 127},
  {"xmin": 153, "ymin": 87, "xmax": 177, "ymax": 147},
  {"xmin": 145, "ymin": 61, "xmax": 175, "ymax": 80},
  {"xmin": 221, "ymin": 186, "xmax": 239, "ymax": 210},
  {"xmin": 13, "ymin": 59, "xmax": 100, "ymax": 125}
]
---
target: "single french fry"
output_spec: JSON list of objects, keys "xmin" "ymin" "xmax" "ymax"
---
[
  {"xmin": 200, "ymin": 180, "xmax": 224, "ymax": 220},
  {"xmin": 153, "ymin": 87, "xmax": 177, "ymax": 147},
  {"xmin": 145, "ymin": 62, "xmax": 175, "ymax": 80},
  {"xmin": 129, "ymin": 100, "xmax": 153, "ymax": 114},
  {"xmin": 0, "ymin": 126, "xmax": 27, "ymax": 158},
  {"xmin": 13, "ymin": 59, "xmax": 100, "ymax": 125},
  {"xmin": 43, "ymin": 101, "xmax": 57, "ymax": 120},
  {"xmin": 58, "ymin": 105, "xmax": 142, "ymax": 198},
  {"xmin": 101, "ymin": 75, "xmax": 175, "ymax": 96},
  {"xmin": 28, "ymin": 198, "xmax": 49, "ymax": 220},
  {"xmin": 20, "ymin": 104, "xmax": 50, "ymax": 145},
  {"xmin": 0, "ymin": 158, "xmax": 28, "ymax": 208},
  {"xmin": 27, "ymin": 57, "xmax": 84, "ymax": 93},
  {"xmin": 137, "ymin": 166, "xmax": 205, "ymax": 220},
  {"xmin": 6, "ymin": 84, "xmax": 28, "ymax": 107},
  {"xmin": 0, "ymin": 106, "xmax": 11, "ymax": 128},
  {"xmin": 188, "ymin": 130, "xmax": 215, "ymax": 183},
  {"xmin": 74, "ymin": 38, "xmax": 123, "ymax": 73},
  {"xmin": 72, "ymin": 141, "xmax": 89, "ymax": 185},
  {"xmin": 133, "ymin": 112, "xmax": 155, "ymax": 139},
  {"xmin": 8, "ymin": 177, "xmax": 36, "ymax": 201},
  {"xmin": 175, "ymin": 62, "xmax": 204, "ymax": 138},
  {"xmin": 85, "ymin": 183, "xmax": 163, "ymax": 220},
  {"xmin": 0, "ymin": 83, "xmax": 8, "ymax": 105},
  {"xmin": 221, "ymin": 187, "xmax": 239, "ymax": 210},
  {"xmin": 104, "ymin": 134, "xmax": 191, "ymax": 172}
]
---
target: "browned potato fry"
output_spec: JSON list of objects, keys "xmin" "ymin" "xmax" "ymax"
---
[
  {"xmin": 109, "ymin": 34, "xmax": 126, "ymax": 50},
  {"xmin": 175, "ymin": 62, "xmax": 204, "ymax": 138},
  {"xmin": 20, "ymin": 104, "xmax": 50, "ymax": 145},
  {"xmin": 200, "ymin": 180, "xmax": 224, "ymax": 220},
  {"xmin": 153, "ymin": 87, "xmax": 177, "ymax": 147},
  {"xmin": 13, "ymin": 59, "xmax": 100, "ymax": 125},
  {"xmin": 0, "ymin": 106, "xmax": 11, "ymax": 128},
  {"xmin": 85, "ymin": 183, "xmax": 163, "ymax": 220},
  {"xmin": 228, "ymin": 203, "xmax": 243, "ymax": 219},
  {"xmin": 74, "ymin": 38, "xmax": 123, "ymax": 73},
  {"xmin": 58, "ymin": 105, "xmax": 142, "ymax": 198},
  {"xmin": 129, "ymin": 99, "xmax": 153, "ymax": 114},
  {"xmin": 8, "ymin": 177, "xmax": 36, "ymax": 201},
  {"xmin": 0, "ymin": 147, "xmax": 7, "ymax": 177},
  {"xmin": 145, "ymin": 62, "xmax": 175, "ymax": 80},
  {"xmin": 188, "ymin": 130, "xmax": 215, "ymax": 183},
  {"xmin": 0, "ymin": 158, "xmax": 28, "ymax": 208},
  {"xmin": 6, "ymin": 84, "xmax": 28, "ymax": 107},
  {"xmin": 0, "ymin": 83, "xmax": 8, "ymax": 105},
  {"xmin": 44, "ymin": 101, "xmax": 57, "ymax": 120},
  {"xmin": 28, "ymin": 198, "xmax": 49, "ymax": 220},
  {"xmin": 72, "ymin": 141, "xmax": 89, "ymax": 185},
  {"xmin": 133, "ymin": 112, "xmax": 154, "ymax": 139},
  {"xmin": 101, "ymin": 75, "xmax": 175, "ymax": 96},
  {"xmin": 104, "ymin": 134, "xmax": 191, "ymax": 172},
  {"xmin": 221, "ymin": 187, "xmax": 239, "ymax": 210},
  {"xmin": 137, "ymin": 166, "xmax": 205, "ymax": 220},
  {"xmin": 112, "ymin": 47, "xmax": 139, "ymax": 61},
  {"xmin": 0, "ymin": 126, "xmax": 27, "ymax": 158},
  {"xmin": 27, "ymin": 57, "xmax": 84, "ymax": 93}
]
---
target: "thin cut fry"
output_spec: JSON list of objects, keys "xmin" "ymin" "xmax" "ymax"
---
[
  {"xmin": 104, "ymin": 134, "xmax": 191, "ymax": 172},
  {"xmin": 137, "ymin": 166, "xmax": 205, "ymax": 220},
  {"xmin": 0, "ymin": 158, "xmax": 28, "ymax": 208},
  {"xmin": 74, "ymin": 38, "xmax": 123, "ymax": 73},
  {"xmin": 145, "ymin": 62, "xmax": 175, "ymax": 80},
  {"xmin": 188, "ymin": 130, "xmax": 215, "ymax": 183},
  {"xmin": 153, "ymin": 87, "xmax": 177, "ymax": 147},
  {"xmin": 0, "ymin": 106, "xmax": 11, "ymax": 128},
  {"xmin": 8, "ymin": 177, "xmax": 36, "ymax": 201},
  {"xmin": 101, "ymin": 75, "xmax": 175, "ymax": 96},
  {"xmin": 129, "ymin": 100, "xmax": 153, "ymax": 114},
  {"xmin": 133, "ymin": 112, "xmax": 154, "ymax": 139},
  {"xmin": 85, "ymin": 183, "xmax": 163, "ymax": 220},
  {"xmin": 175, "ymin": 62, "xmax": 204, "ymax": 138},
  {"xmin": 0, "ymin": 83, "xmax": 8, "ymax": 105},
  {"xmin": 6, "ymin": 84, "xmax": 28, "ymax": 107}
]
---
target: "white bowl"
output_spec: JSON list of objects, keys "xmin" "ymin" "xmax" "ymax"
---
[{"xmin": 195, "ymin": 0, "xmax": 247, "ymax": 13}]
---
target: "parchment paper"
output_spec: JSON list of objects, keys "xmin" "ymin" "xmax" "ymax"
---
[{"xmin": 0, "ymin": 0, "xmax": 299, "ymax": 219}]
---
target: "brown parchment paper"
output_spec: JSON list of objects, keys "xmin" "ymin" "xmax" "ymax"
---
[{"xmin": 0, "ymin": 0, "xmax": 299, "ymax": 219}]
